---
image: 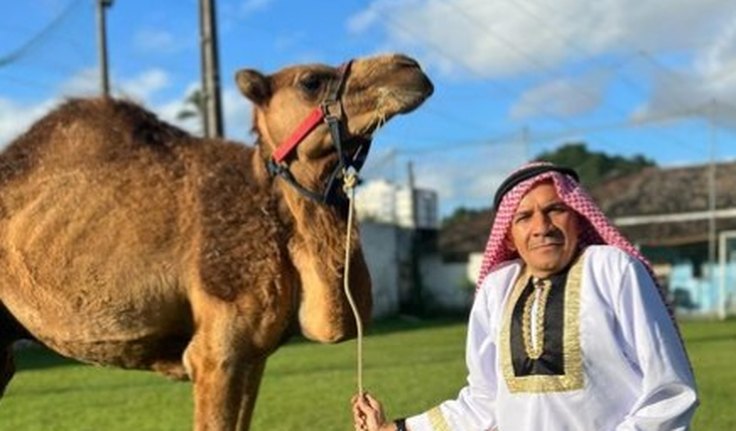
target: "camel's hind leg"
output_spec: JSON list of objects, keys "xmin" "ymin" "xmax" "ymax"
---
[
  {"xmin": 1, "ymin": 301, "xmax": 31, "ymax": 400},
  {"xmin": 0, "ymin": 347, "xmax": 14, "ymax": 399}
]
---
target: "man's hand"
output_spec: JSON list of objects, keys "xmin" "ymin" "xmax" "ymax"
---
[{"xmin": 351, "ymin": 392, "xmax": 396, "ymax": 431}]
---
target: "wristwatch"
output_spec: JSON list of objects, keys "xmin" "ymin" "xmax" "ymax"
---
[{"xmin": 394, "ymin": 418, "xmax": 407, "ymax": 431}]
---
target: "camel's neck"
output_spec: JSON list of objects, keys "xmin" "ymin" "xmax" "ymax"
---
[
  {"xmin": 255, "ymin": 145, "xmax": 371, "ymax": 343},
  {"xmin": 278, "ymin": 160, "xmax": 353, "ymax": 274},
  {"xmin": 252, "ymin": 144, "xmax": 348, "ymax": 238}
]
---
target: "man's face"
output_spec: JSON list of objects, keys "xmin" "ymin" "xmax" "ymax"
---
[{"xmin": 508, "ymin": 181, "xmax": 580, "ymax": 278}]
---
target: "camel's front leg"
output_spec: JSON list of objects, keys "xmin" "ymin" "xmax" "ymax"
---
[
  {"xmin": 183, "ymin": 292, "xmax": 277, "ymax": 431},
  {"xmin": 185, "ymin": 335, "xmax": 266, "ymax": 431}
]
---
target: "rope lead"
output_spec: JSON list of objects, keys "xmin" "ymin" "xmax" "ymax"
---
[{"xmin": 341, "ymin": 168, "xmax": 364, "ymax": 396}]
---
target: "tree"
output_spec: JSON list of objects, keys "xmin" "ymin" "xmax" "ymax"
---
[
  {"xmin": 534, "ymin": 142, "xmax": 655, "ymax": 188},
  {"xmin": 177, "ymin": 88, "xmax": 205, "ymax": 135}
]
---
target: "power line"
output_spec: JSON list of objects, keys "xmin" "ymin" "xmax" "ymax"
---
[
  {"xmin": 0, "ymin": 72, "xmax": 58, "ymax": 91},
  {"xmin": 374, "ymin": 2, "xmax": 675, "ymax": 160},
  {"xmin": 380, "ymin": 103, "xmax": 709, "ymax": 158},
  {"xmin": 225, "ymin": 10, "xmax": 503, "ymax": 139},
  {"xmin": 0, "ymin": 0, "xmax": 85, "ymax": 68},
  {"xmin": 443, "ymin": 1, "xmax": 631, "ymax": 117},
  {"xmin": 502, "ymin": 0, "xmax": 651, "ymax": 105},
  {"xmin": 0, "ymin": 0, "xmax": 94, "ymax": 81},
  {"xmin": 442, "ymin": 1, "xmax": 703, "ymax": 156},
  {"xmin": 384, "ymin": 2, "xmax": 725, "ymax": 163},
  {"xmin": 373, "ymin": 6, "xmax": 582, "ymax": 135},
  {"xmin": 636, "ymin": 50, "xmax": 702, "ymax": 114}
]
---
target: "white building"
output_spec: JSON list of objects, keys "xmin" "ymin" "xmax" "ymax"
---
[{"xmin": 354, "ymin": 179, "xmax": 439, "ymax": 229}]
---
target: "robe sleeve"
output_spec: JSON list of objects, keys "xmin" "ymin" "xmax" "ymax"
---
[
  {"xmin": 405, "ymin": 283, "xmax": 499, "ymax": 431},
  {"xmin": 613, "ymin": 258, "xmax": 699, "ymax": 431}
]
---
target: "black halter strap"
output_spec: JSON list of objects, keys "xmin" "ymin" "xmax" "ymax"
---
[{"xmin": 267, "ymin": 60, "xmax": 370, "ymax": 206}]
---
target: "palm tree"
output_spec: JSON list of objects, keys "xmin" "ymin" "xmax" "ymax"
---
[{"xmin": 177, "ymin": 88, "xmax": 205, "ymax": 134}]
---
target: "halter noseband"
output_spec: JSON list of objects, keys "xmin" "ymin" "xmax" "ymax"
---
[{"xmin": 267, "ymin": 60, "xmax": 371, "ymax": 206}]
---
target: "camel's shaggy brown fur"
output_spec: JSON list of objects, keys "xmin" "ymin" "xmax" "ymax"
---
[{"xmin": 0, "ymin": 53, "xmax": 432, "ymax": 430}]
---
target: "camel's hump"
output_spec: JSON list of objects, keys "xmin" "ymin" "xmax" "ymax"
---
[{"xmin": 0, "ymin": 98, "xmax": 196, "ymax": 186}]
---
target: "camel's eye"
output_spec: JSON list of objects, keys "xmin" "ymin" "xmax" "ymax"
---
[{"xmin": 298, "ymin": 73, "xmax": 326, "ymax": 95}]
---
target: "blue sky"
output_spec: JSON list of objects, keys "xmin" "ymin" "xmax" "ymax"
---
[{"xmin": 1, "ymin": 0, "xmax": 736, "ymax": 215}]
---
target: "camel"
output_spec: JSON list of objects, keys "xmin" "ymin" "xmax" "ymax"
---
[{"xmin": 0, "ymin": 53, "xmax": 433, "ymax": 430}]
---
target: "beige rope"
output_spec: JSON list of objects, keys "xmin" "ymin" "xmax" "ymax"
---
[{"xmin": 342, "ymin": 169, "xmax": 364, "ymax": 396}]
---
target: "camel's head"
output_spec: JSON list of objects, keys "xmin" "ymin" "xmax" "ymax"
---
[{"xmin": 236, "ymin": 53, "xmax": 433, "ymax": 200}]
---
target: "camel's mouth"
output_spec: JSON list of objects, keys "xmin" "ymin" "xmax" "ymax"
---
[
  {"xmin": 400, "ymin": 88, "xmax": 433, "ymax": 114},
  {"xmin": 393, "ymin": 76, "xmax": 435, "ymax": 115},
  {"xmin": 336, "ymin": 87, "xmax": 428, "ymax": 175},
  {"xmin": 383, "ymin": 60, "xmax": 434, "ymax": 115},
  {"xmin": 352, "ymin": 80, "xmax": 432, "ymax": 142}
]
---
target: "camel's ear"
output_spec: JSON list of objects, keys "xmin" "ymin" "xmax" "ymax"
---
[{"xmin": 235, "ymin": 69, "xmax": 270, "ymax": 105}]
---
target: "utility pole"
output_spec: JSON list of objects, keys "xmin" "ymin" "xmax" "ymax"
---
[
  {"xmin": 407, "ymin": 161, "xmax": 417, "ymax": 228},
  {"xmin": 405, "ymin": 161, "xmax": 423, "ymax": 314},
  {"xmin": 708, "ymin": 100, "xmax": 718, "ymax": 312},
  {"xmin": 96, "ymin": 0, "xmax": 113, "ymax": 97},
  {"xmin": 199, "ymin": 0, "xmax": 224, "ymax": 138}
]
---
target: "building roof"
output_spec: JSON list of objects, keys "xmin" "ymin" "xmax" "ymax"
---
[
  {"xmin": 590, "ymin": 161, "xmax": 736, "ymax": 246},
  {"xmin": 438, "ymin": 209, "xmax": 493, "ymax": 261},
  {"xmin": 438, "ymin": 161, "xmax": 736, "ymax": 258},
  {"xmin": 590, "ymin": 163, "xmax": 736, "ymax": 216}
]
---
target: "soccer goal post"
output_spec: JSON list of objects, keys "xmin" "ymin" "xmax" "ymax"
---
[{"xmin": 717, "ymin": 230, "xmax": 736, "ymax": 320}]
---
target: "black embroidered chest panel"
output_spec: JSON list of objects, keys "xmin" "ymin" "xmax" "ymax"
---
[{"xmin": 510, "ymin": 271, "xmax": 568, "ymax": 376}]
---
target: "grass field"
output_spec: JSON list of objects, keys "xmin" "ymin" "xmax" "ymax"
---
[{"xmin": 0, "ymin": 317, "xmax": 734, "ymax": 430}]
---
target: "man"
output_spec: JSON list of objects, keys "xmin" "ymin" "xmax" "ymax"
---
[{"xmin": 352, "ymin": 162, "xmax": 698, "ymax": 431}]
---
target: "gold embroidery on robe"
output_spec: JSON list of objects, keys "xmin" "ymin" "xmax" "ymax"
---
[
  {"xmin": 500, "ymin": 255, "xmax": 584, "ymax": 393},
  {"xmin": 522, "ymin": 278, "xmax": 552, "ymax": 359},
  {"xmin": 427, "ymin": 406, "xmax": 452, "ymax": 431}
]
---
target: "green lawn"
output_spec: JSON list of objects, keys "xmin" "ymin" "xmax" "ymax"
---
[
  {"xmin": 0, "ymin": 317, "xmax": 734, "ymax": 430},
  {"xmin": 679, "ymin": 319, "xmax": 736, "ymax": 431}
]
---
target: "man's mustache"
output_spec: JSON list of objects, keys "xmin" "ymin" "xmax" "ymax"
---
[{"xmin": 530, "ymin": 229, "xmax": 565, "ymax": 248}]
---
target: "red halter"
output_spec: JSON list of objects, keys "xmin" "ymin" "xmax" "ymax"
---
[
  {"xmin": 271, "ymin": 61, "xmax": 352, "ymax": 164},
  {"xmin": 272, "ymin": 108, "xmax": 325, "ymax": 163}
]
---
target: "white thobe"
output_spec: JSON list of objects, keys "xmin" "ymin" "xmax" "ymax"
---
[{"xmin": 406, "ymin": 245, "xmax": 698, "ymax": 431}]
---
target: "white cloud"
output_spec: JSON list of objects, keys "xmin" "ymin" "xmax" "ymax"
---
[
  {"xmin": 240, "ymin": 0, "xmax": 274, "ymax": 17},
  {"xmin": 54, "ymin": 67, "xmax": 172, "ymax": 103},
  {"xmin": 1, "ymin": 67, "xmax": 111, "ymax": 146},
  {"xmin": 632, "ymin": 14, "xmax": 736, "ymax": 128},
  {"xmin": 353, "ymin": 0, "xmax": 735, "ymax": 79},
  {"xmin": 133, "ymin": 28, "xmax": 180, "ymax": 54},
  {"xmin": 347, "ymin": 2, "xmax": 383, "ymax": 33},
  {"xmin": 352, "ymin": 0, "xmax": 736, "ymax": 126},
  {"xmin": 0, "ymin": 68, "xmax": 253, "ymax": 148},
  {"xmin": 695, "ymin": 17, "xmax": 736, "ymax": 81},
  {"xmin": 118, "ymin": 68, "xmax": 170, "ymax": 102},
  {"xmin": 634, "ymin": 74, "xmax": 736, "ymax": 129},
  {"xmin": 58, "ymin": 67, "xmax": 100, "ymax": 97},
  {"xmin": 0, "ymin": 97, "xmax": 57, "ymax": 147},
  {"xmin": 155, "ymin": 82, "xmax": 202, "ymax": 135},
  {"xmin": 511, "ymin": 73, "xmax": 607, "ymax": 120},
  {"xmin": 411, "ymin": 142, "xmax": 527, "ymax": 214},
  {"xmin": 153, "ymin": 82, "xmax": 253, "ymax": 141},
  {"xmin": 222, "ymin": 86, "xmax": 253, "ymax": 140}
]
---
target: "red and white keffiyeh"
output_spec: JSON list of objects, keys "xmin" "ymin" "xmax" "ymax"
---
[{"xmin": 477, "ymin": 161, "xmax": 654, "ymax": 288}]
